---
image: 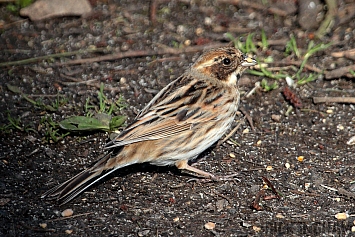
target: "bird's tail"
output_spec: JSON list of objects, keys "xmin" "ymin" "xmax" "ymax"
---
[{"xmin": 41, "ymin": 151, "xmax": 130, "ymax": 204}]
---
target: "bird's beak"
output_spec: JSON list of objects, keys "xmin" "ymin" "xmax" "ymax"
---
[{"xmin": 241, "ymin": 54, "xmax": 257, "ymax": 67}]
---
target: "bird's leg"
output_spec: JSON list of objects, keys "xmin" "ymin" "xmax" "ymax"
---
[
  {"xmin": 175, "ymin": 160, "xmax": 216, "ymax": 179},
  {"xmin": 175, "ymin": 160, "xmax": 240, "ymax": 181}
]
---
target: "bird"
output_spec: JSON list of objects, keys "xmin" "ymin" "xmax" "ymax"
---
[{"xmin": 42, "ymin": 45, "xmax": 257, "ymax": 204}]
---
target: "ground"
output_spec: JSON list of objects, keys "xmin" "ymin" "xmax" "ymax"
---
[{"xmin": 1, "ymin": 0, "xmax": 355, "ymax": 236}]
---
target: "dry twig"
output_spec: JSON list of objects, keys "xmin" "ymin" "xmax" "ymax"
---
[
  {"xmin": 56, "ymin": 43, "xmax": 227, "ymax": 66},
  {"xmin": 325, "ymin": 65, "xmax": 355, "ymax": 79},
  {"xmin": 313, "ymin": 97, "xmax": 355, "ymax": 104}
]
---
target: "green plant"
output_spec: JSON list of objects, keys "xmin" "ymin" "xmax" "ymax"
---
[
  {"xmin": 59, "ymin": 83, "xmax": 127, "ymax": 133},
  {"xmin": 6, "ymin": 0, "xmax": 33, "ymax": 13},
  {"xmin": 52, "ymin": 95, "xmax": 68, "ymax": 111},
  {"xmin": 295, "ymin": 41, "xmax": 331, "ymax": 78},
  {"xmin": 245, "ymin": 33, "xmax": 257, "ymax": 53},
  {"xmin": 0, "ymin": 113, "xmax": 36, "ymax": 133},
  {"xmin": 225, "ymin": 33, "xmax": 247, "ymax": 53},
  {"xmin": 260, "ymin": 79, "xmax": 278, "ymax": 91},
  {"xmin": 6, "ymin": 84, "xmax": 64, "ymax": 112},
  {"xmin": 260, "ymin": 30, "xmax": 269, "ymax": 51},
  {"xmin": 40, "ymin": 115, "xmax": 69, "ymax": 143},
  {"xmin": 285, "ymin": 35, "xmax": 300, "ymax": 58},
  {"xmin": 249, "ymin": 64, "xmax": 288, "ymax": 80},
  {"xmin": 297, "ymin": 73, "xmax": 319, "ymax": 85}
]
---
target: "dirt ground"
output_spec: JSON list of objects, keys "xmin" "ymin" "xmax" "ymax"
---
[{"xmin": 1, "ymin": 0, "xmax": 355, "ymax": 236}]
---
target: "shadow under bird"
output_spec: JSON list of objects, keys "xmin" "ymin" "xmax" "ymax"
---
[{"xmin": 42, "ymin": 45, "xmax": 257, "ymax": 204}]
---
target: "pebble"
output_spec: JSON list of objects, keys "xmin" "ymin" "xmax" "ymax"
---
[
  {"xmin": 195, "ymin": 27, "xmax": 204, "ymax": 36},
  {"xmin": 204, "ymin": 17, "xmax": 212, "ymax": 25},
  {"xmin": 119, "ymin": 77, "xmax": 127, "ymax": 85},
  {"xmin": 39, "ymin": 223, "xmax": 47, "ymax": 228},
  {"xmin": 337, "ymin": 124, "xmax": 344, "ymax": 130},
  {"xmin": 253, "ymin": 226, "xmax": 261, "ymax": 232},
  {"xmin": 184, "ymin": 39, "xmax": 191, "ymax": 46},
  {"xmin": 271, "ymin": 114, "xmax": 281, "ymax": 122},
  {"xmin": 61, "ymin": 209, "xmax": 74, "ymax": 217},
  {"xmin": 297, "ymin": 156, "xmax": 304, "ymax": 162},
  {"xmin": 335, "ymin": 212, "xmax": 348, "ymax": 220},
  {"xmin": 326, "ymin": 109, "xmax": 333, "ymax": 114},
  {"xmin": 347, "ymin": 136, "xmax": 355, "ymax": 145},
  {"xmin": 138, "ymin": 229, "xmax": 150, "ymax": 236},
  {"xmin": 204, "ymin": 222, "xmax": 215, "ymax": 230},
  {"xmin": 304, "ymin": 183, "xmax": 311, "ymax": 190},
  {"xmin": 276, "ymin": 213, "xmax": 285, "ymax": 219}
]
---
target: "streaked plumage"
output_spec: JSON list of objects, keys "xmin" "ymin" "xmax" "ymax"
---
[{"xmin": 42, "ymin": 46, "xmax": 256, "ymax": 204}]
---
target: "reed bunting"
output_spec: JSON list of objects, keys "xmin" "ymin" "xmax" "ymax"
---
[{"xmin": 42, "ymin": 45, "xmax": 256, "ymax": 203}]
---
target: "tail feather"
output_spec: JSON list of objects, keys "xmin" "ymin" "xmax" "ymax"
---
[{"xmin": 42, "ymin": 152, "xmax": 131, "ymax": 204}]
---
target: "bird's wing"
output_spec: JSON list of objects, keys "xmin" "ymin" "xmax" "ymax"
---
[{"xmin": 106, "ymin": 71, "xmax": 226, "ymax": 148}]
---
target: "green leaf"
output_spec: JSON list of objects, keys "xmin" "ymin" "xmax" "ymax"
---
[
  {"xmin": 110, "ymin": 116, "xmax": 126, "ymax": 131},
  {"xmin": 59, "ymin": 116, "xmax": 109, "ymax": 131},
  {"xmin": 6, "ymin": 84, "xmax": 22, "ymax": 94}
]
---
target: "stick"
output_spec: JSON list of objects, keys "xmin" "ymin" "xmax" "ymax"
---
[
  {"xmin": 0, "ymin": 48, "xmax": 105, "ymax": 67},
  {"xmin": 46, "ymin": 212, "xmax": 95, "ymax": 222},
  {"xmin": 313, "ymin": 97, "xmax": 355, "ymax": 104},
  {"xmin": 325, "ymin": 65, "xmax": 355, "ymax": 79},
  {"xmin": 55, "ymin": 43, "xmax": 227, "ymax": 66}
]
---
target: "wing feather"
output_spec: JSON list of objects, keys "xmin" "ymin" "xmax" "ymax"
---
[{"xmin": 106, "ymin": 70, "xmax": 226, "ymax": 149}]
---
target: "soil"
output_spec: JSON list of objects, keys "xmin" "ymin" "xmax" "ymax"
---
[{"xmin": 1, "ymin": 0, "xmax": 355, "ymax": 236}]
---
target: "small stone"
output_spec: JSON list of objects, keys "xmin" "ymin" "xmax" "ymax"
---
[
  {"xmin": 229, "ymin": 153, "xmax": 236, "ymax": 158},
  {"xmin": 326, "ymin": 109, "xmax": 333, "ymax": 114},
  {"xmin": 266, "ymin": 166, "xmax": 273, "ymax": 171},
  {"xmin": 195, "ymin": 27, "xmax": 204, "ymax": 36},
  {"xmin": 276, "ymin": 213, "xmax": 285, "ymax": 219},
  {"xmin": 138, "ymin": 229, "xmax": 150, "ymax": 236},
  {"xmin": 242, "ymin": 128, "xmax": 249, "ymax": 134},
  {"xmin": 337, "ymin": 124, "xmax": 344, "ymax": 130},
  {"xmin": 216, "ymin": 199, "xmax": 225, "ymax": 212},
  {"xmin": 285, "ymin": 76, "xmax": 295, "ymax": 87},
  {"xmin": 352, "ymin": 226, "xmax": 355, "ymax": 232},
  {"xmin": 335, "ymin": 213, "xmax": 348, "ymax": 220},
  {"xmin": 285, "ymin": 162, "xmax": 290, "ymax": 169},
  {"xmin": 304, "ymin": 183, "xmax": 311, "ymax": 190},
  {"xmin": 173, "ymin": 217, "xmax": 179, "ymax": 222},
  {"xmin": 242, "ymin": 221, "xmax": 252, "ymax": 227},
  {"xmin": 39, "ymin": 223, "xmax": 47, "ymax": 228},
  {"xmin": 184, "ymin": 40, "xmax": 191, "ymax": 46},
  {"xmin": 65, "ymin": 229, "xmax": 73, "ymax": 234},
  {"xmin": 271, "ymin": 114, "xmax": 281, "ymax": 122},
  {"xmin": 297, "ymin": 156, "xmax": 304, "ymax": 162},
  {"xmin": 61, "ymin": 209, "xmax": 73, "ymax": 217},
  {"xmin": 253, "ymin": 226, "xmax": 261, "ymax": 232},
  {"xmin": 119, "ymin": 77, "xmax": 127, "ymax": 84},
  {"xmin": 204, "ymin": 17, "xmax": 212, "ymax": 25},
  {"xmin": 347, "ymin": 136, "xmax": 355, "ymax": 145},
  {"xmin": 177, "ymin": 25, "xmax": 186, "ymax": 35},
  {"xmin": 256, "ymin": 140, "xmax": 262, "ymax": 146},
  {"xmin": 204, "ymin": 222, "xmax": 215, "ymax": 230}
]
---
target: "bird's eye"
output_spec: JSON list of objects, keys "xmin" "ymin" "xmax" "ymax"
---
[{"xmin": 223, "ymin": 58, "xmax": 231, "ymax": 65}]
